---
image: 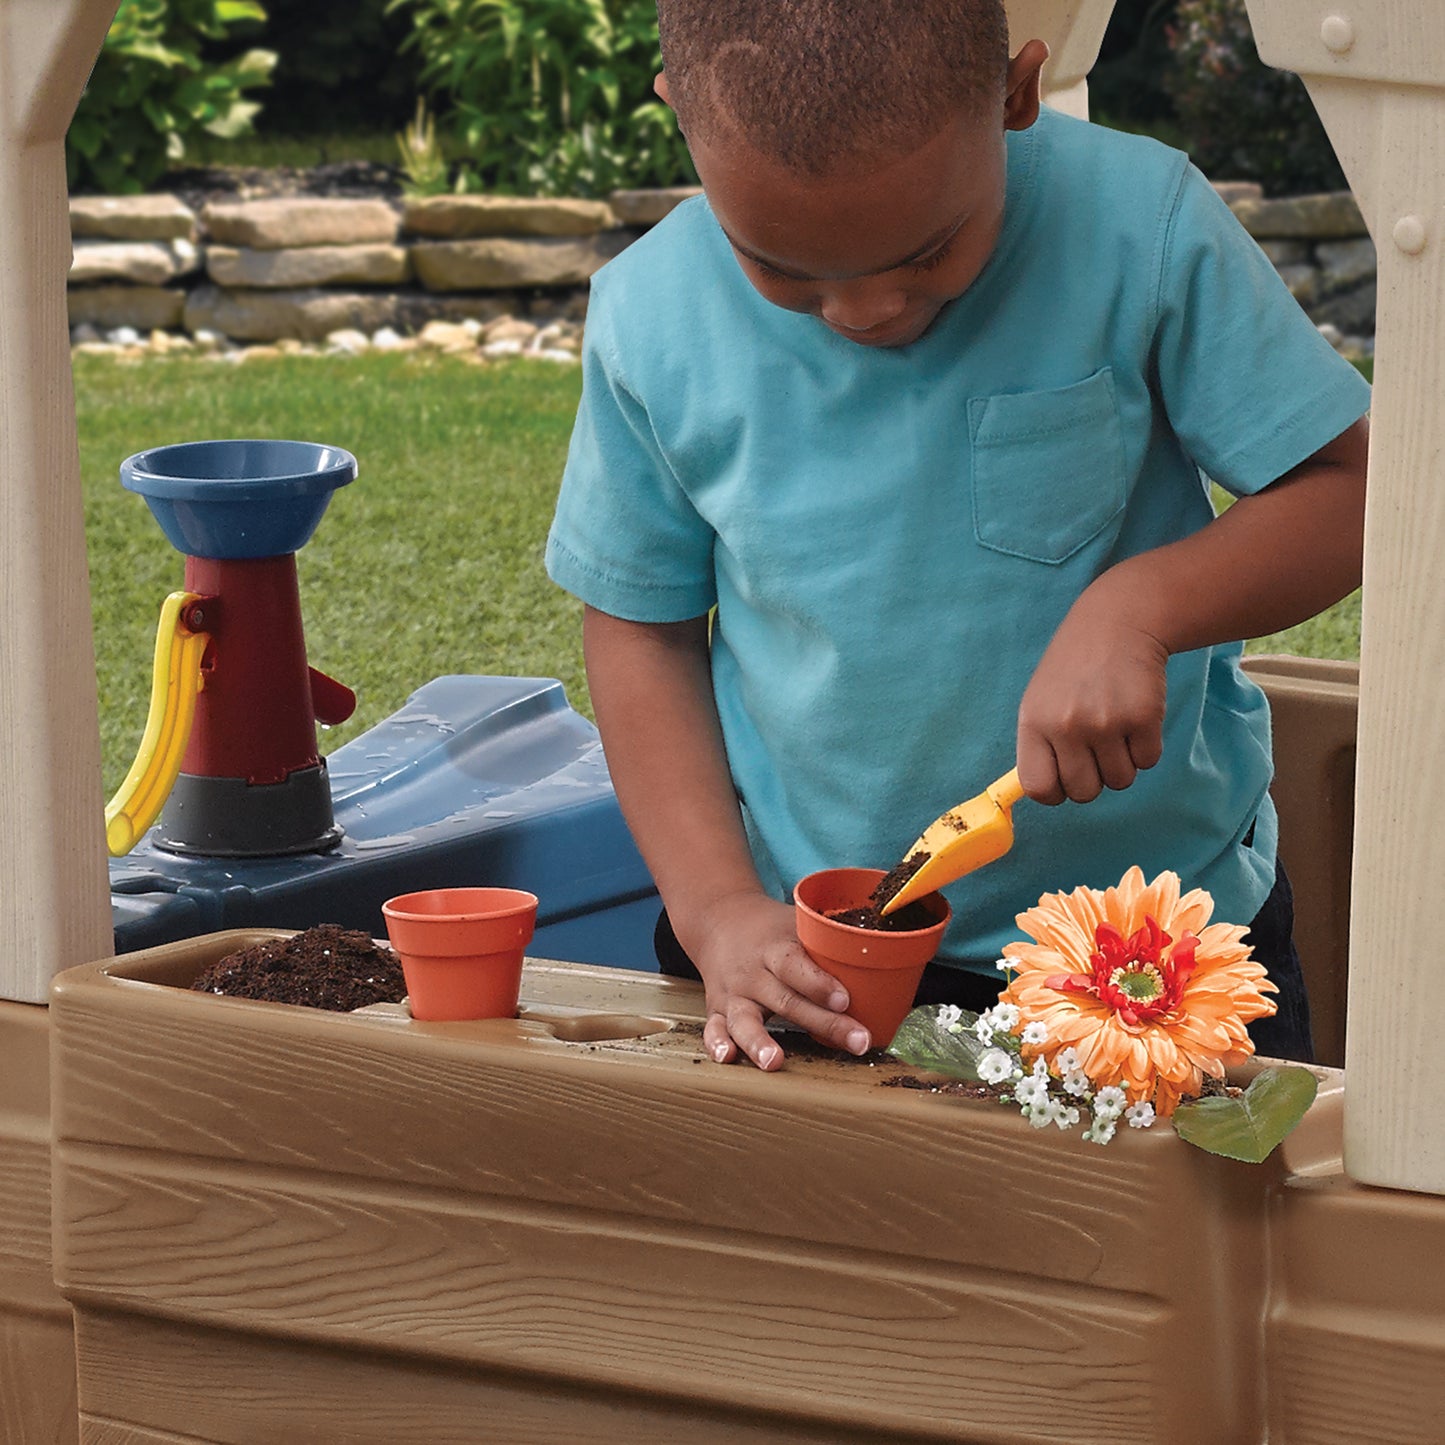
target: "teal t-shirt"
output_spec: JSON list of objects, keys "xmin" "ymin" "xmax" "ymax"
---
[{"xmin": 546, "ymin": 107, "xmax": 1371, "ymax": 970}]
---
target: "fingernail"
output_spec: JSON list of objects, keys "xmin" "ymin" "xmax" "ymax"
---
[
  {"xmin": 712, "ymin": 1042, "xmax": 729, "ymax": 1062},
  {"xmin": 846, "ymin": 1029, "xmax": 871, "ymax": 1055},
  {"xmin": 758, "ymin": 1045, "xmax": 780, "ymax": 1069},
  {"xmin": 827, "ymin": 989, "xmax": 849, "ymax": 1012}
]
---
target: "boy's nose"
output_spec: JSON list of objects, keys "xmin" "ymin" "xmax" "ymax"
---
[{"xmin": 819, "ymin": 283, "xmax": 908, "ymax": 335}]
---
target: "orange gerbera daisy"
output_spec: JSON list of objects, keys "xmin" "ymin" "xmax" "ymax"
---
[{"xmin": 998, "ymin": 867, "xmax": 1277, "ymax": 1116}]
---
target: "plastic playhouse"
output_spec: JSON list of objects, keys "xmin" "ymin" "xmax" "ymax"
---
[{"xmin": 5, "ymin": 3, "xmax": 1445, "ymax": 1443}]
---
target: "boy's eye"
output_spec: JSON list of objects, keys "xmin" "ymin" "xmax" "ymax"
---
[
  {"xmin": 749, "ymin": 256, "xmax": 791, "ymax": 281},
  {"xmin": 910, "ymin": 238, "xmax": 955, "ymax": 273}
]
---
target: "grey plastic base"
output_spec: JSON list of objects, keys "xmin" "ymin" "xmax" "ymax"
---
[{"xmin": 155, "ymin": 763, "xmax": 342, "ymax": 858}]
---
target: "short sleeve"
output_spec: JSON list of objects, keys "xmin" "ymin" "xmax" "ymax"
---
[
  {"xmin": 545, "ymin": 285, "xmax": 718, "ymax": 622},
  {"xmin": 1151, "ymin": 164, "xmax": 1371, "ymax": 496}
]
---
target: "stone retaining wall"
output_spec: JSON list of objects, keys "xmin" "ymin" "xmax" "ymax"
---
[{"xmin": 66, "ymin": 181, "xmax": 1377, "ymax": 358}]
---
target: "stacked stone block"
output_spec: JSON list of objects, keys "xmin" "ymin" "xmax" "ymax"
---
[{"xmin": 66, "ymin": 181, "xmax": 1377, "ymax": 353}]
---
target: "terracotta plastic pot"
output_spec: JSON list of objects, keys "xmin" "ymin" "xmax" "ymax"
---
[
  {"xmin": 381, "ymin": 887, "xmax": 538, "ymax": 1021},
  {"xmin": 793, "ymin": 867, "xmax": 951, "ymax": 1048}
]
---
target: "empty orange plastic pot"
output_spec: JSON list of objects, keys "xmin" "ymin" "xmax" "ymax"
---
[
  {"xmin": 793, "ymin": 867, "xmax": 951, "ymax": 1048},
  {"xmin": 381, "ymin": 887, "xmax": 538, "ymax": 1021}
]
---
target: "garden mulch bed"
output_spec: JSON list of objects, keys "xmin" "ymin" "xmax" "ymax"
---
[{"xmin": 160, "ymin": 159, "xmax": 404, "ymax": 217}]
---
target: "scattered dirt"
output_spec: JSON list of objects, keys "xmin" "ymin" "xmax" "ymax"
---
[
  {"xmin": 881, "ymin": 1075, "xmax": 1003, "ymax": 1100},
  {"xmin": 191, "ymin": 924, "xmax": 407, "ymax": 1012}
]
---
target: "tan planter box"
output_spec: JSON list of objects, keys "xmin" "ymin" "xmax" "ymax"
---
[
  {"xmin": 52, "ymin": 932, "xmax": 1292, "ymax": 1444},
  {"xmin": 0, "ymin": 1003, "xmax": 78, "ymax": 1445}
]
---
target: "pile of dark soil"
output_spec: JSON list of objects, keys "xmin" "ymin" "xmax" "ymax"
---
[
  {"xmin": 161, "ymin": 160, "xmax": 403, "ymax": 216},
  {"xmin": 827, "ymin": 898, "xmax": 938, "ymax": 931},
  {"xmin": 192, "ymin": 924, "xmax": 407, "ymax": 1012}
]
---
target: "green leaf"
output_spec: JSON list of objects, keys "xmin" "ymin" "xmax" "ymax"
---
[
  {"xmin": 885, "ymin": 1007, "xmax": 994, "ymax": 1082},
  {"xmin": 1172, "ymin": 1066, "xmax": 1318, "ymax": 1163}
]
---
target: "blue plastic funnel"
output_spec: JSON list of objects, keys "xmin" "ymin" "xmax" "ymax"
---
[{"xmin": 121, "ymin": 439, "xmax": 358, "ymax": 558}]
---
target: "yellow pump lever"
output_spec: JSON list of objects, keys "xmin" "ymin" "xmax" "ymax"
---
[{"xmin": 104, "ymin": 592, "xmax": 209, "ymax": 857}]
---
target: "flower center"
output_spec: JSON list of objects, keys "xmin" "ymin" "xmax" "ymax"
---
[
  {"xmin": 1111, "ymin": 963, "xmax": 1163, "ymax": 1002},
  {"xmin": 1045, "ymin": 914, "xmax": 1198, "ymax": 1026}
]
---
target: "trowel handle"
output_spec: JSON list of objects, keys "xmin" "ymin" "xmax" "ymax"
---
[{"xmin": 988, "ymin": 767, "xmax": 1024, "ymax": 811}]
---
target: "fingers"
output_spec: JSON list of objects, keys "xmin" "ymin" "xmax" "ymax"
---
[
  {"xmin": 702, "ymin": 945, "xmax": 872, "ymax": 1070},
  {"xmin": 1018, "ymin": 723, "xmax": 1163, "ymax": 805}
]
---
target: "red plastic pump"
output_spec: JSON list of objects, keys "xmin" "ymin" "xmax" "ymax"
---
[{"xmin": 105, "ymin": 439, "xmax": 359, "ymax": 858}]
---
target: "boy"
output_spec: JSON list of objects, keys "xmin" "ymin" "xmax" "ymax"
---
[{"xmin": 545, "ymin": 0, "xmax": 1370, "ymax": 1072}]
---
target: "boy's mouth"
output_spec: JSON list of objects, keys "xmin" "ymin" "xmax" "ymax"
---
[{"xmin": 824, "ymin": 307, "xmax": 937, "ymax": 348}]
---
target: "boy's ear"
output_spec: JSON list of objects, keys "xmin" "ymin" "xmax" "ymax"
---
[
  {"xmin": 654, "ymin": 71, "xmax": 673, "ymax": 109},
  {"xmin": 1003, "ymin": 39, "xmax": 1049, "ymax": 132}
]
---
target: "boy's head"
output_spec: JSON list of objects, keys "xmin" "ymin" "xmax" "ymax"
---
[{"xmin": 655, "ymin": 0, "xmax": 1047, "ymax": 348}]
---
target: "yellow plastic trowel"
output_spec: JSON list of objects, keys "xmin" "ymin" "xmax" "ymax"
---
[{"xmin": 876, "ymin": 767, "xmax": 1026, "ymax": 915}]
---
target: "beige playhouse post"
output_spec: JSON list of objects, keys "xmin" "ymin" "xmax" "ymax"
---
[
  {"xmin": 1245, "ymin": 0, "xmax": 1445, "ymax": 1196},
  {"xmin": 1009, "ymin": 0, "xmax": 1119, "ymax": 118},
  {"xmin": 0, "ymin": 0, "xmax": 119, "ymax": 1005}
]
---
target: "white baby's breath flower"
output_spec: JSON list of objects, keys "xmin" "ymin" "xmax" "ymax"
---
[
  {"xmin": 995, "ymin": 957, "xmax": 1012, "ymax": 973},
  {"xmin": 1126, "ymin": 1101, "xmax": 1157, "ymax": 1130},
  {"xmin": 1063, "ymin": 1068, "xmax": 1091, "ymax": 1097},
  {"xmin": 972, "ymin": 1017, "xmax": 995, "ymax": 1045},
  {"xmin": 1031, "ymin": 1055, "xmax": 1050, "ymax": 1081},
  {"xmin": 1056, "ymin": 1047, "xmax": 1081, "ymax": 1073},
  {"xmin": 1093, "ymin": 1085, "xmax": 1127, "ymax": 1118},
  {"xmin": 1085, "ymin": 1117, "xmax": 1118, "ymax": 1146},
  {"xmin": 1015, "ymin": 1075, "xmax": 1049, "ymax": 1109},
  {"xmin": 1031, "ymin": 1098, "xmax": 1077, "ymax": 1131},
  {"xmin": 1021, "ymin": 1021, "xmax": 1048, "ymax": 1046},
  {"xmin": 978, "ymin": 1049, "xmax": 1014, "ymax": 1085},
  {"xmin": 985, "ymin": 1002, "xmax": 1020, "ymax": 1032},
  {"xmin": 937, "ymin": 1003, "xmax": 964, "ymax": 1031}
]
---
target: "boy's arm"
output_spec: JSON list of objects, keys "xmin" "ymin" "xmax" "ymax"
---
[
  {"xmin": 1017, "ymin": 415, "xmax": 1368, "ymax": 805},
  {"xmin": 583, "ymin": 606, "xmax": 873, "ymax": 1067}
]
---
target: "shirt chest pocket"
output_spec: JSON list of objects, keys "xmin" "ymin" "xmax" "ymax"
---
[{"xmin": 967, "ymin": 368, "xmax": 1127, "ymax": 565}]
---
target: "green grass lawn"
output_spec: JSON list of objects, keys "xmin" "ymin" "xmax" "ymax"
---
[{"xmin": 78, "ymin": 350, "xmax": 1363, "ymax": 795}]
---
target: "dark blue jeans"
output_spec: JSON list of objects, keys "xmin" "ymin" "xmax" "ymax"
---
[{"xmin": 654, "ymin": 854, "xmax": 1314, "ymax": 1064}]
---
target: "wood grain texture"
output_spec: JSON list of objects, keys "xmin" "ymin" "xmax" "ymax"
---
[
  {"xmin": 1269, "ymin": 1173, "xmax": 1445, "ymax": 1443},
  {"xmin": 51, "ymin": 949, "xmax": 1277, "ymax": 1445},
  {"xmin": 1337, "ymin": 85, "xmax": 1445, "ymax": 1193},
  {"xmin": 80, "ymin": 1421, "xmax": 195, "ymax": 1445},
  {"xmin": 74, "ymin": 1310, "xmax": 897, "ymax": 1445},
  {"xmin": 59, "ymin": 1149, "xmax": 1178, "ymax": 1444},
  {"xmin": 0, "ymin": 1006, "xmax": 78, "ymax": 1445},
  {"xmin": 0, "ymin": 2, "xmax": 119, "ymax": 1004},
  {"xmin": 2, "ymin": 1315, "xmax": 79, "ymax": 1445}
]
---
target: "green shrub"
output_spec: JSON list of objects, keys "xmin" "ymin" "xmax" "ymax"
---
[
  {"xmin": 394, "ymin": 0, "xmax": 694, "ymax": 197},
  {"xmin": 69, "ymin": 0, "xmax": 276, "ymax": 194},
  {"xmin": 1164, "ymin": 0, "xmax": 1344, "ymax": 195}
]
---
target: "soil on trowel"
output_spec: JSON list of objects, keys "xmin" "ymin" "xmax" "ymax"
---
[{"xmin": 191, "ymin": 924, "xmax": 407, "ymax": 1012}]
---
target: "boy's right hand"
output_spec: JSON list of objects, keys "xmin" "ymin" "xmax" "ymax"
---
[{"xmin": 684, "ymin": 891, "xmax": 874, "ymax": 1070}]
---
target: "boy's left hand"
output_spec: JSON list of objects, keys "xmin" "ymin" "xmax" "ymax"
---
[{"xmin": 1015, "ymin": 587, "xmax": 1168, "ymax": 805}]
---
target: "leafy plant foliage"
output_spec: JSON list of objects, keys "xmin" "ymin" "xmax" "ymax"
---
[
  {"xmin": 393, "ymin": 0, "xmax": 695, "ymax": 196},
  {"xmin": 1164, "ymin": 0, "xmax": 1344, "ymax": 195},
  {"xmin": 69, "ymin": 0, "xmax": 276, "ymax": 194}
]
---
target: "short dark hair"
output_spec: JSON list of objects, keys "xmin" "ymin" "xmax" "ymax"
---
[{"xmin": 657, "ymin": 0, "xmax": 1011, "ymax": 173}]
